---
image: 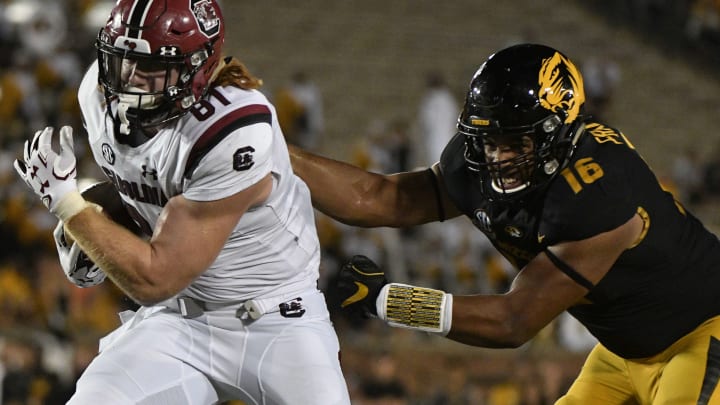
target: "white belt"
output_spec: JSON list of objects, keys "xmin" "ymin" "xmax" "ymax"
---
[{"xmin": 158, "ymin": 291, "xmax": 311, "ymax": 320}]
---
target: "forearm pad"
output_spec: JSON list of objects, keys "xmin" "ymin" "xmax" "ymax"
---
[{"xmin": 376, "ymin": 283, "xmax": 453, "ymax": 335}]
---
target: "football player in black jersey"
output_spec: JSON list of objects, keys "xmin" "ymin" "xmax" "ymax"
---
[{"xmin": 290, "ymin": 43, "xmax": 720, "ymax": 403}]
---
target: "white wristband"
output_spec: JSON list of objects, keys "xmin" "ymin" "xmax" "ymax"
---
[
  {"xmin": 52, "ymin": 191, "xmax": 92, "ymax": 222},
  {"xmin": 376, "ymin": 283, "xmax": 453, "ymax": 336}
]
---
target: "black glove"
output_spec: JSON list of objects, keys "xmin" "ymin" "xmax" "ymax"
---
[{"xmin": 336, "ymin": 255, "xmax": 388, "ymax": 318}]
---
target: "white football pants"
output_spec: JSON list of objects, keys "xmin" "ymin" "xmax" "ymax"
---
[{"xmin": 67, "ymin": 289, "xmax": 350, "ymax": 404}]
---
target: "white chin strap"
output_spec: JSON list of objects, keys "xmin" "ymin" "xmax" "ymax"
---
[
  {"xmin": 117, "ymin": 102, "xmax": 131, "ymax": 135},
  {"xmin": 117, "ymin": 87, "xmax": 161, "ymax": 135},
  {"xmin": 491, "ymin": 179, "xmax": 529, "ymax": 194}
]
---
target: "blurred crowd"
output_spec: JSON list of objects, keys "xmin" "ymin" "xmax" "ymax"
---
[
  {"xmin": 587, "ymin": 0, "xmax": 720, "ymax": 64},
  {"xmin": 0, "ymin": 1, "xmax": 129, "ymax": 404},
  {"xmin": 1, "ymin": 0, "xmax": 720, "ymax": 404}
]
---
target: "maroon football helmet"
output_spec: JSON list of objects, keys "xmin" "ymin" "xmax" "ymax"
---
[{"xmin": 96, "ymin": 0, "xmax": 225, "ymax": 135}]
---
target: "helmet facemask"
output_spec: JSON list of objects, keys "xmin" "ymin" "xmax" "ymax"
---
[
  {"xmin": 461, "ymin": 113, "xmax": 578, "ymax": 202},
  {"xmin": 458, "ymin": 43, "xmax": 587, "ymax": 203},
  {"xmin": 97, "ymin": 38, "xmax": 213, "ymax": 135},
  {"xmin": 94, "ymin": 0, "xmax": 225, "ymax": 139}
]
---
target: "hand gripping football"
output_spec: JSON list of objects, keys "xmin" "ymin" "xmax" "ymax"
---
[
  {"xmin": 80, "ymin": 180, "xmax": 141, "ymax": 235},
  {"xmin": 54, "ymin": 180, "xmax": 141, "ymax": 287}
]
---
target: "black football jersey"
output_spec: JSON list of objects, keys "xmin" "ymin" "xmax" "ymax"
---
[{"xmin": 440, "ymin": 121, "xmax": 720, "ymax": 358}]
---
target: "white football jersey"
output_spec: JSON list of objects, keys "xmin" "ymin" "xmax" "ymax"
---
[{"xmin": 78, "ymin": 61, "xmax": 321, "ymax": 303}]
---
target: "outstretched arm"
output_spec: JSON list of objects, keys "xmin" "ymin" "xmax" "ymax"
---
[
  {"xmin": 288, "ymin": 144, "xmax": 460, "ymax": 227},
  {"xmin": 339, "ymin": 213, "xmax": 644, "ymax": 348}
]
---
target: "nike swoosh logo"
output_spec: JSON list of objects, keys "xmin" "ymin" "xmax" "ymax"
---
[{"xmin": 342, "ymin": 282, "xmax": 368, "ymax": 308}]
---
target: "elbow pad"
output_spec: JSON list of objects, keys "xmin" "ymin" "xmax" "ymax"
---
[{"xmin": 53, "ymin": 221, "xmax": 106, "ymax": 287}]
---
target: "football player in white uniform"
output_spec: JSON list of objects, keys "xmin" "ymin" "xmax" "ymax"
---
[{"xmin": 13, "ymin": 0, "xmax": 350, "ymax": 404}]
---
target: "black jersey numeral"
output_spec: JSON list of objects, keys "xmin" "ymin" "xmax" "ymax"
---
[{"xmin": 560, "ymin": 157, "xmax": 605, "ymax": 194}]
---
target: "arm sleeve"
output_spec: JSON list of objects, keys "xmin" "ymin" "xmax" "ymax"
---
[
  {"xmin": 541, "ymin": 148, "xmax": 637, "ymax": 243},
  {"xmin": 183, "ymin": 122, "xmax": 274, "ymax": 202}
]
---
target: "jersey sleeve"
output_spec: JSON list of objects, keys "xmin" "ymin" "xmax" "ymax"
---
[
  {"xmin": 439, "ymin": 133, "xmax": 476, "ymax": 215},
  {"xmin": 77, "ymin": 60, "xmax": 105, "ymax": 143},
  {"xmin": 183, "ymin": 120, "xmax": 273, "ymax": 202},
  {"xmin": 540, "ymin": 132, "xmax": 638, "ymax": 243}
]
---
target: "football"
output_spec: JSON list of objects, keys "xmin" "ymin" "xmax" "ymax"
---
[{"xmin": 81, "ymin": 180, "xmax": 142, "ymax": 235}]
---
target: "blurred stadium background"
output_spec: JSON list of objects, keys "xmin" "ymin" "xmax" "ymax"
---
[{"xmin": 0, "ymin": 0, "xmax": 719, "ymax": 404}]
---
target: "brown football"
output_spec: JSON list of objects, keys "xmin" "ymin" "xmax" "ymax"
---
[{"xmin": 81, "ymin": 181, "xmax": 143, "ymax": 236}]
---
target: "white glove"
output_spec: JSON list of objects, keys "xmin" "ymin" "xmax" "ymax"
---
[
  {"xmin": 53, "ymin": 221, "xmax": 107, "ymax": 287},
  {"xmin": 14, "ymin": 126, "xmax": 89, "ymax": 221}
]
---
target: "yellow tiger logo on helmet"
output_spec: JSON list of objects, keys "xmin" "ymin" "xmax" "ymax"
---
[{"xmin": 538, "ymin": 52, "xmax": 585, "ymax": 123}]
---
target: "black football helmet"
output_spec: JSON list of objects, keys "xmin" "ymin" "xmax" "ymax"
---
[
  {"xmin": 96, "ymin": 0, "xmax": 225, "ymax": 136},
  {"xmin": 458, "ymin": 43, "xmax": 587, "ymax": 202}
]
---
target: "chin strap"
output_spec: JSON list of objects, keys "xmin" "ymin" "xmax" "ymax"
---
[
  {"xmin": 117, "ymin": 102, "xmax": 131, "ymax": 135},
  {"xmin": 490, "ymin": 179, "xmax": 530, "ymax": 194},
  {"xmin": 117, "ymin": 88, "xmax": 164, "ymax": 135}
]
